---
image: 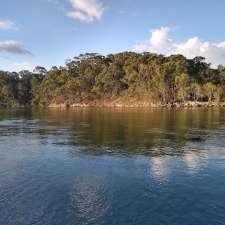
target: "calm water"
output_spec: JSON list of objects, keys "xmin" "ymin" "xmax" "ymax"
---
[{"xmin": 0, "ymin": 108, "xmax": 225, "ymax": 225}]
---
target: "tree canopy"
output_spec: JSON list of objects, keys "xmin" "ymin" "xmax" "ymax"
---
[{"xmin": 1, "ymin": 52, "xmax": 225, "ymax": 107}]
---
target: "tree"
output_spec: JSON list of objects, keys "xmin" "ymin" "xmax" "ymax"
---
[
  {"xmin": 203, "ymin": 82, "xmax": 217, "ymax": 102},
  {"xmin": 0, "ymin": 52, "xmax": 225, "ymax": 108},
  {"xmin": 175, "ymin": 73, "xmax": 191, "ymax": 102},
  {"xmin": 33, "ymin": 66, "xmax": 47, "ymax": 75}
]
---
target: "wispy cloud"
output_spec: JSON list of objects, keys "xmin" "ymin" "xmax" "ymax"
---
[
  {"xmin": 15, "ymin": 61, "xmax": 34, "ymax": 71},
  {"xmin": 133, "ymin": 27, "xmax": 225, "ymax": 68},
  {"xmin": 0, "ymin": 20, "xmax": 17, "ymax": 30},
  {"xmin": 67, "ymin": 0, "xmax": 104, "ymax": 23},
  {"xmin": 0, "ymin": 40, "xmax": 31, "ymax": 55}
]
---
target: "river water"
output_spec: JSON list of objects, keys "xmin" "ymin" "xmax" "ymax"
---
[{"xmin": 0, "ymin": 108, "xmax": 225, "ymax": 225}]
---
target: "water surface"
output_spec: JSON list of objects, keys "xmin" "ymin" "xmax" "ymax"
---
[{"xmin": 0, "ymin": 108, "xmax": 225, "ymax": 225}]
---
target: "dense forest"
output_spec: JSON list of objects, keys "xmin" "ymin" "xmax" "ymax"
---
[{"xmin": 1, "ymin": 52, "xmax": 225, "ymax": 108}]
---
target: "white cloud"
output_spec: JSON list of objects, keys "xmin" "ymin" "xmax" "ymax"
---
[
  {"xmin": 67, "ymin": 0, "xmax": 104, "ymax": 22},
  {"xmin": 0, "ymin": 40, "xmax": 31, "ymax": 55},
  {"xmin": 0, "ymin": 20, "xmax": 16, "ymax": 30},
  {"xmin": 15, "ymin": 61, "xmax": 34, "ymax": 71},
  {"xmin": 133, "ymin": 27, "xmax": 225, "ymax": 68}
]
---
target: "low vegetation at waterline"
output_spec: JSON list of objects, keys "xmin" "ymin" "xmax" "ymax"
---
[{"xmin": 1, "ymin": 52, "xmax": 225, "ymax": 108}]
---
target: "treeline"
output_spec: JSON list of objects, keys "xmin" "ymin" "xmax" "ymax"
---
[{"xmin": 1, "ymin": 52, "xmax": 225, "ymax": 107}]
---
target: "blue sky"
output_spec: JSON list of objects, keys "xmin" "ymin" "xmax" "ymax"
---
[{"xmin": 1, "ymin": 0, "xmax": 225, "ymax": 71}]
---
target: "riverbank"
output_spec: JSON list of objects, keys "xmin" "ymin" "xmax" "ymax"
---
[
  {"xmin": 1, "ymin": 100, "xmax": 225, "ymax": 109},
  {"xmin": 48, "ymin": 101, "xmax": 225, "ymax": 108}
]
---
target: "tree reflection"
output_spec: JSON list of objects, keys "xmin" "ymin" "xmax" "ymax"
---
[{"xmin": 1, "ymin": 108, "xmax": 225, "ymax": 157}]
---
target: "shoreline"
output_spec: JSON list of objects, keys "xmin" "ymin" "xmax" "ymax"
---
[
  {"xmin": 1, "ymin": 101, "xmax": 225, "ymax": 109},
  {"xmin": 48, "ymin": 101, "xmax": 225, "ymax": 108}
]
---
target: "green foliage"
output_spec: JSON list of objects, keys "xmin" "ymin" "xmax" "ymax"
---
[
  {"xmin": 1, "ymin": 52, "xmax": 225, "ymax": 107},
  {"xmin": 175, "ymin": 73, "xmax": 191, "ymax": 101}
]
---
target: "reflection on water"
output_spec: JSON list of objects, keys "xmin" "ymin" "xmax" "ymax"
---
[
  {"xmin": 183, "ymin": 151, "xmax": 207, "ymax": 174},
  {"xmin": 150, "ymin": 157, "xmax": 170, "ymax": 180},
  {"xmin": 0, "ymin": 108, "xmax": 225, "ymax": 225},
  {"xmin": 0, "ymin": 108, "xmax": 225, "ymax": 157},
  {"xmin": 70, "ymin": 175, "xmax": 110, "ymax": 224}
]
